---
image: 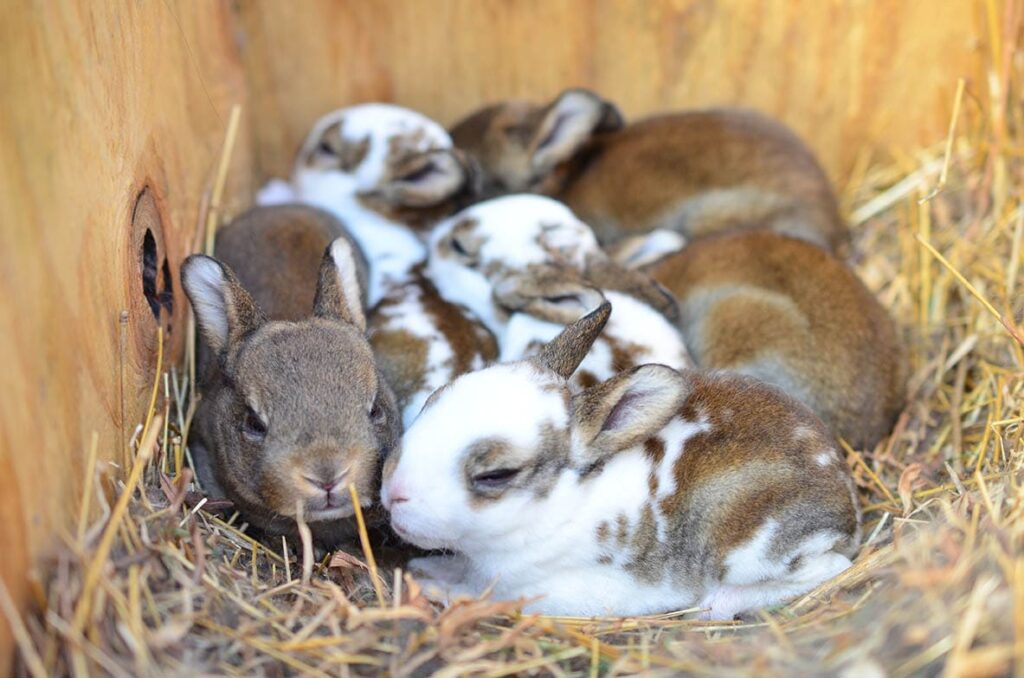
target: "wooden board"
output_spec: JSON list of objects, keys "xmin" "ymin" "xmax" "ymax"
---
[
  {"xmin": 236, "ymin": 0, "xmax": 986, "ymax": 190},
  {"xmin": 0, "ymin": 1, "xmax": 252, "ymax": 669}
]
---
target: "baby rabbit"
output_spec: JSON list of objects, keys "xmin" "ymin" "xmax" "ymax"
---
[
  {"xmin": 183, "ymin": 206, "xmax": 401, "ymax": 547},
  {"xmin": 427, "ymin": 194, "xmax": 691, "ymax": 390},
  {"xmin": 381, "ymin": 304, "xmax": 862, "ymax": 619},
  {"xmin": 259, "ymin": 104, "xmax": 495, "ymax": 426},
  {"xmin": 643, "ymin": 229, "xmax": 906, "ymax": 449},
  {"xmin": 450, "ymin": 89, "xmax": 847, "ymax": 253}
]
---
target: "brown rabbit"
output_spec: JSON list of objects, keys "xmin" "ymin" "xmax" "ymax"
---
[
  {"xmin": 450, "ymin": 89, "xmax": 847, "ymax": 253},
  {"xmin": 183, "ymin": 206, "xmax": 401, "ymax": 548},
  {"xmin": 644, "ymin": 230, "xmax": 905, "ymax": 449}
]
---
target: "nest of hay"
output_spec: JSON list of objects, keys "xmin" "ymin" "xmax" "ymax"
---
[{"xmin": 6, "ymin": 42, "xmax": 1024, "ymax": 678}]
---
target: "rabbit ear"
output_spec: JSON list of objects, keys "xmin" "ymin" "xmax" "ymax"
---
[
  {"xmin": 583, "ymin": 252, "xmax": 680, "ymax": 323},
  {"xmin": 606, "ymin": 230, "xmax": 688, "ymax": 269},
  {"xmin": 181, "ymin": 255, "xmax": 265, "ymax": 355},
  {"xmin": 531, "ymin": 301, "xmax": 611, "ymax": 379},
  {"xmin": 571, "ymin": 364, "xmax": 688, "ymax": 461},
  {"xmin": 378, "ymin": 148, "xmax": 475, "ymax": 207},
  {"xmin": 493, "ymin": 269, "xmax": 606, "ymax": 325},
  {"xmin": 530, "ymin": 89, "xmax": 623, "ymax": 174},
  {"xmin": 313, "ymin": 238, "xmax": 366, "ymax": 331}
]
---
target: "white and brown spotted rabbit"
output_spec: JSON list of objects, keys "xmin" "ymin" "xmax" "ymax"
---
[{"xmin": 382, "ymin": 303, "xmax": 861, "ymax": 619}]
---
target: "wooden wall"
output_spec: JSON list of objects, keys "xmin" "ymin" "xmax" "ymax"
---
[
  {"xmin": 0, "ymin": 0, "xmax": 993, "ymax": 670},
  {"xmin": 0, "ymin": 1, "xmax": 252, "ymax": 669}
]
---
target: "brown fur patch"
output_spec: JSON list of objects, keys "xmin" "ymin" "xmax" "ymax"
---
[{"xmin": 650, "ymin": 230, "xmax": 906, "ymax": 449}]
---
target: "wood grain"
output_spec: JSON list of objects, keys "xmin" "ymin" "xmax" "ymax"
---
[{"xmin": 0, "ymin": 1, "xmax": 251, "ymax": 669}]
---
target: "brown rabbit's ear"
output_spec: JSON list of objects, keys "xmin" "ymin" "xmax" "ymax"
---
[
  {"xmin": 571, "ymin": 365, "xmax": 688, "ymax": 461},
  {"xmin": 530, "ymin": 89, "xmax": 623, "ymax": 174},
  {"xmin": 531, "ymin": 301, "xmax": 611, "ymax": 379},
  {"xmin": 181, "ymin": 255, "xmax": 265, "ymax": 355},
  {"xmin": 493, "ymin": 269, "xmax": 607, "ymax": 325},
  {"xmin": 378, "ymin": 148, "xmax": 475, "ymax": 207},
  {"xmin": 313, "ymin": 238, "xmax": 367, "ymax": 331},
  {"xmin": 583, "ymin": 252, "xmax": 680, "ymax": 323}
]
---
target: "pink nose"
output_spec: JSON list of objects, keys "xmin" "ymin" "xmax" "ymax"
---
[{"xmin": 385, "ymin": 483, "xmax": 409, "ymax": 510}]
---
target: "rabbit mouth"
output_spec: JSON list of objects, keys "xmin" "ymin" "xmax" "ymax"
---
[{"xmin": 306, "ymin": 506, "xmax": 353, "ymax": 522}]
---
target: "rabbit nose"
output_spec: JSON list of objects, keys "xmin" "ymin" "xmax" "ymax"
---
[
  {"xmin": 384, "ymin": 482, "xmax": 409, "ymax": 510},
  {"xmin": 304, "ymin": 468, "xmax": 347, "ymax": 493}
]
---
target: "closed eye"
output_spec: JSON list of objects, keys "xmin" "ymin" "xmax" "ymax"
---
[
  {"xmin": 471, "ymin": 468, "xmax": 520, "ymax": 490},
  {"xmin": 398, "ymin": 161, "xmax": 438, "ymax": 183}
]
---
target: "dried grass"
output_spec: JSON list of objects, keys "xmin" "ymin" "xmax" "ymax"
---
[{"xmin": 7, "ymin": 17, "xmax": 1024, "ymax": 678}]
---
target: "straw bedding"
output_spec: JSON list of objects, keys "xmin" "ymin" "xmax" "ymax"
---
[{"xmin": 6, "ymin": 58, "xmax": 1024, "ymax": 678}]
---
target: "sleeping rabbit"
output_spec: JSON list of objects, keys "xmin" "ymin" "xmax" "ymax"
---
[
  {"xmin": 450, "ymin": 89, "xmax": 847, "ymax": 253},
  {"xmin": 381, "ymin": 303, "xmax": 861, "ymax": 619},
  {"xmin": 426, "ymin": 194, "xmax": 691, "ymax": 390}
]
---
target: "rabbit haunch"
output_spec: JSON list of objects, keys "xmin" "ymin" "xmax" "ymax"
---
[
  {"xmin": 427, "ymin": 194, "xmax": 691, "ymax": 388},
  {"xmin": 450, "ymin": 89, "xmax": 847, "ymax": 253},
  {"xmin": 258, "ymin": 103, "xmax": 494, "ymax": 426},
  {"xmin": 647, "ymin": 229, "xmax": 906, "ymax": 450},
  {"xmin": 183, "ymin": 207, "xmax": 401, "ymax": 547},
  {"xmin": 382, "ymin": 304, "xmax": 860, "ymax": 618}
]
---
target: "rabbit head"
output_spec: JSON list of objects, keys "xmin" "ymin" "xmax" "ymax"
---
[
  {"xmin": 184, "ymin": 239, "xmax": 400, "ymax": 539},
  {"xmin": 293, "ymin": 103, "xmax": 478, "ymax": 217},
  {"xmin": 380, "ymin": 302, "xmax": 683, "ymax": 552},
  {"xmin": 450, "ymin": 89, "xmax": 623, "ymax": 197},
  {"xmin": 427, "ymin": 194, "xmax": 603, "ymax": 333}
]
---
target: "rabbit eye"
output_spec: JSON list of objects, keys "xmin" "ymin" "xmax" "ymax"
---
[
  {"xmin": 502, "ymin": 124, "xmax": 531, "ymax": 144},
  {"xmin": 471, "ymin": 468, "xmax": 520, "ymax": 491},
  {"xmin": 317, "ymin": 140, "xmax": 336, "ymax": 156},
  {"xmin": 241, "ymin": 407, "xmax": 267, "ymax": 442},
  {"xmin": 369, "ymin": 400, "xmax": 386, "ymax": 424},
  {"xmin": 449, "ymin": 236, "xmax": 478, "ymax": 266},
  {"xmin": 397, "ymin": 161, "xmax": 438, "ymax": 183},
  {"xmin": 545, "ymin": 294, "xmax": 580, "ymax": 306}
]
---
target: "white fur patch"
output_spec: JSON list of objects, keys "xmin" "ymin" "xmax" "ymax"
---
[
  {"xmin": 328, "ymin": 238, "xmax": 366, "ymax": 330},
  {"xmin": 255, "ymin": 178, "xmax": 298, "ymax": 205},
  {"xmin": 723, "ymin": 519, "xmax": 785, "ymax": 586},
  {"xmin": 182, "ymin": 257, "xmax": 229, "ymax": 348},
  {"xmin": 815, "ymin": 452, "xmax": 832, "ymax": 467},
  {"xmin": 293, "ymin": 168, "xmax": 426, "ymax": 306}
]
